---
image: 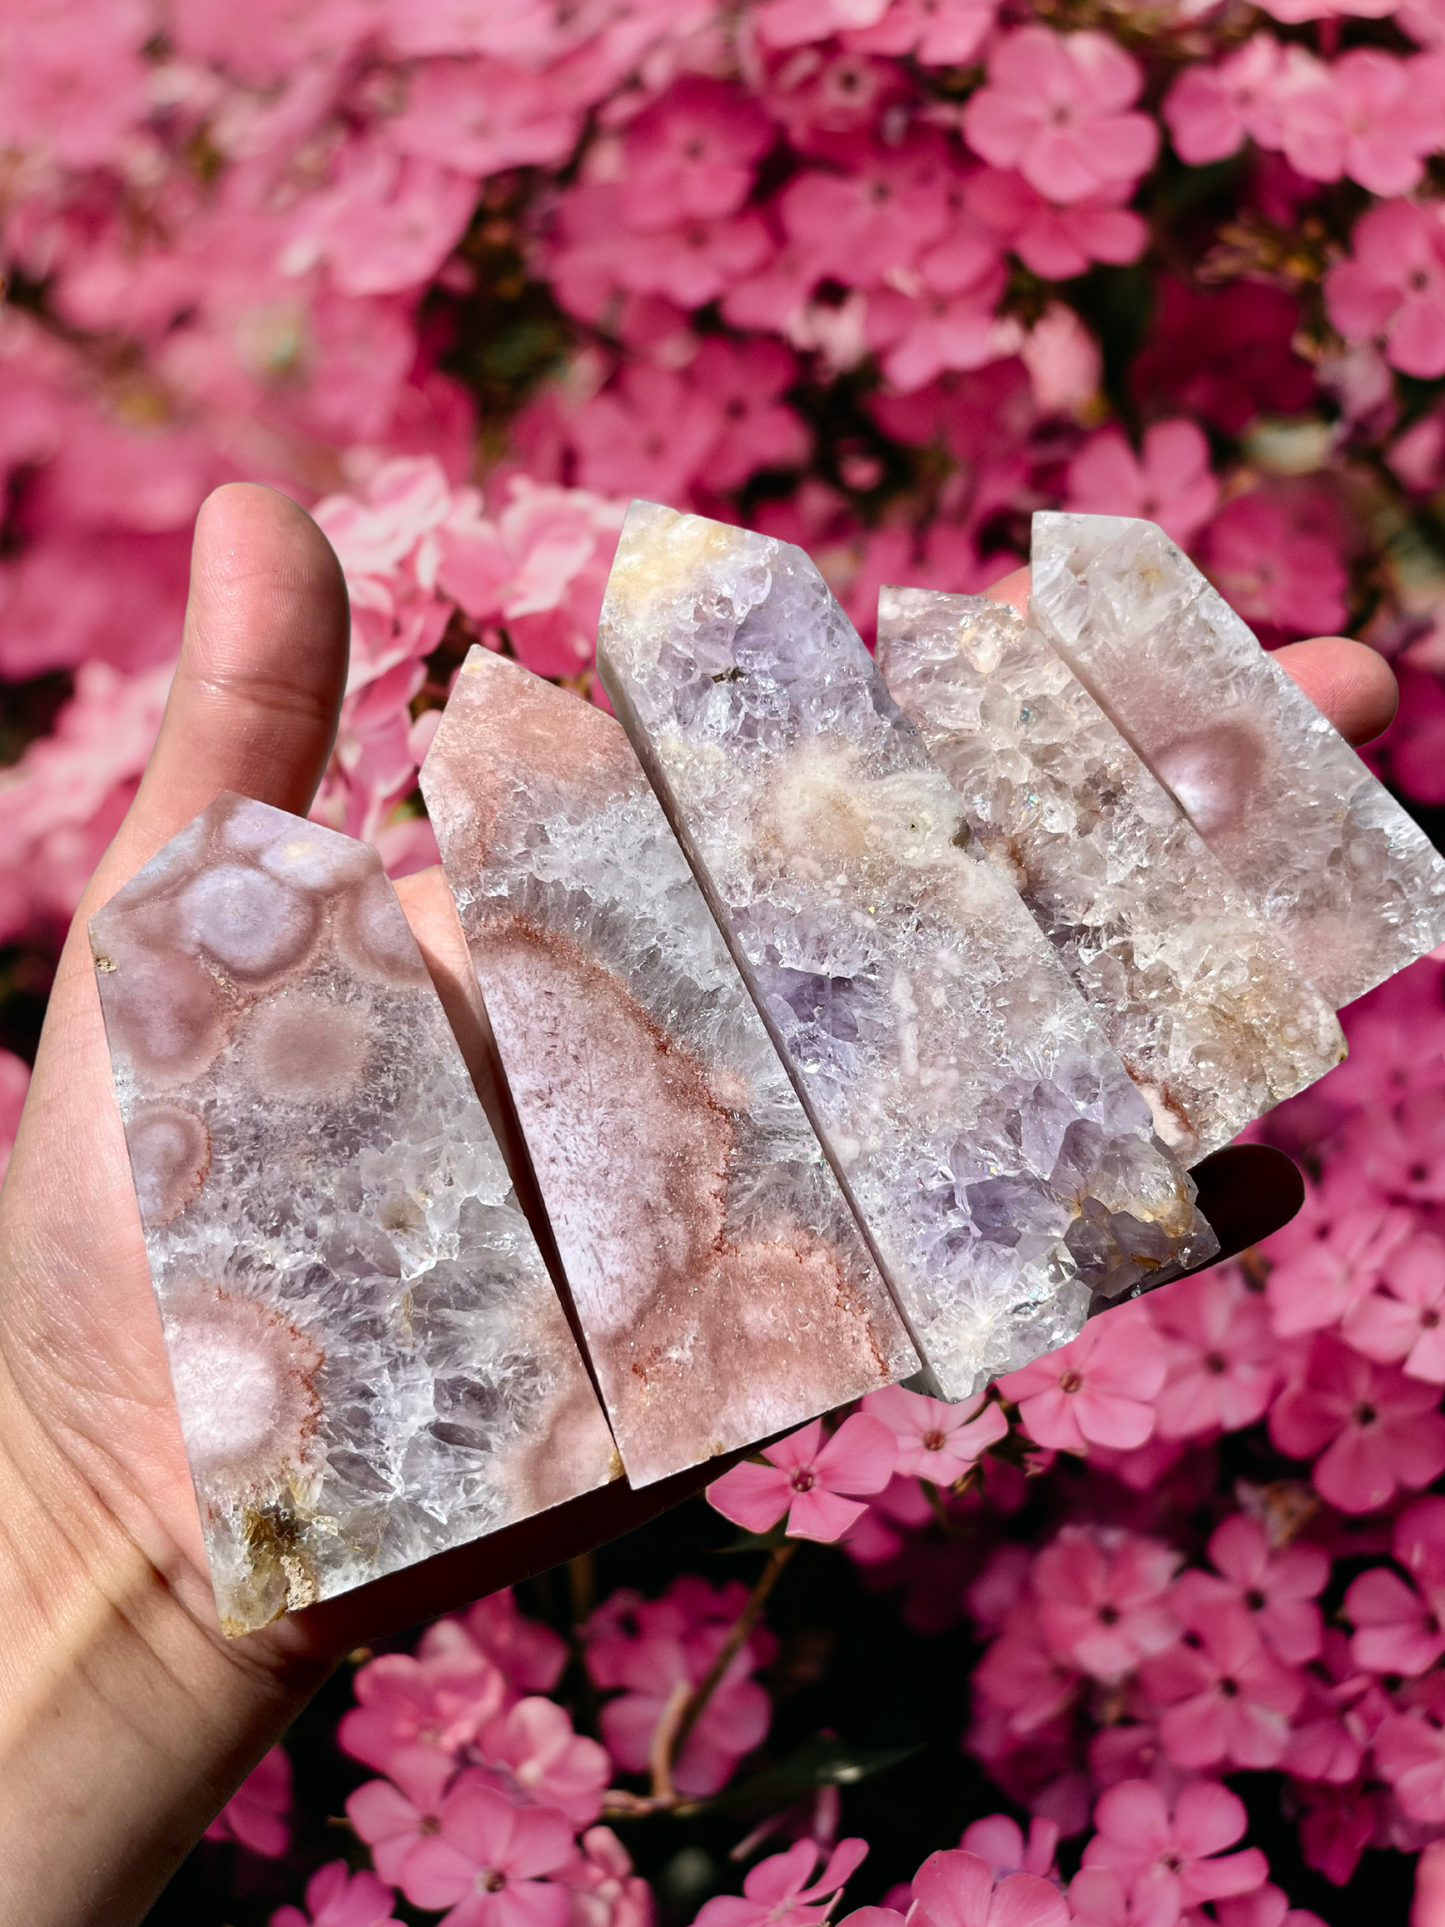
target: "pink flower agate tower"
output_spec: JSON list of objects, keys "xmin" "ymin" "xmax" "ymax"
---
[
  {"xmin": 90, "ymin": 794, "xmax": 614, "ymax": 1634},
  {"xmin": 421, "ymin": 648, "xmax": 916, "ymax": 1486}
]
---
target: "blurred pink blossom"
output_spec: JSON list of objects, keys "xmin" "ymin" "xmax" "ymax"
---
[
  {"xmin": 1065, "ymin": 421, "xmax": 1218, "ymax": 546},
  {"xmin": 962, "ymin": 29, "xmax": 1157, "ymax": 205},
  {"xmin": 1270, "ymin": 1335, "xmax": 1445, "ymax": 1512},
  {"xmin": 272, "ymin": 1862, "xmax": 403, "ymax": 1927},
  {"xmin": 696, "ymin": 1839, "xmax": 868, "ymax": 1927},
  {"xmin": 1327, "ymin": 200, "xmax": 1445, "ymax": 381},
  {"xmin": 205, "ymin": 1744, "xmax": 292, "ymax": 1858},
  {"xmin": 1032, "ymin": 1526, "xmax": 1180, "ymax": 1682},
  {"xmin": 391, "ymin": 1775, "xmax": 575, "ymax": 1927},
  {"xmin": 908, "ymin": 1846, "xmax": 1067, "ymax": 1927},
  {"xmin": 1082, "ymin": 1781, "xmax": 1268, "ymax": 1910}
]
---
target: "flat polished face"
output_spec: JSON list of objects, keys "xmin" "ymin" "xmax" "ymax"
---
[
  {"xmin": 598, "ymin": 501, "xmax": 1215, "ymax": 1401},
  {"xmin": 1031, "ymin": 511, "xmax": 1445, "ymax": 1012},
  {"xmin": 90, "ymin": 792, "xmax": 614, "ymax": 1635},
  {"xmin": 422, "ymin": 647, "xmax": 916, "ymax": 1487},
  {"xmin": 877, "ymin": 586, "xmax": 1344, "ymax": 1165}
]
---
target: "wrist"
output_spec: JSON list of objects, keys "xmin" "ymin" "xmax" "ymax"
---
[{"xmin": 0, "ymin": 1365, "xmax": 327, "ymax": 1927}]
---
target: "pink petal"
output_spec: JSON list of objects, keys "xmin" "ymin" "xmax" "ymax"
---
[
  {"xmin": 816, "ymin": 1413, "xmax": 899, "ymax": 1495},
  {"xmin": 764, "ymin": 1419, "xmax": 825, "ymax": 1474},
  {"xmin": 988, "ymin": 1872, "xmax": 1069, "ymax": 1927},
  {"xmin": 787, "ymin": 1487, "xmax": 870, "ymax": 1542},
  {"xmin": 1172, "ymin": 1779, "xmax": 1249, "ymax": 1860},
  {"xmin": 401, "ymin": 1837, "xmax": 482, "ymax": 1910},
  {"xmin": 708, "ymin": 1461, "xmax": 796, "ymax": 1533},
  {"xmin": 1073, "ymin": 1391, "xmax": 1155, "ymax": 1451},
  {"xmin": 911, "ymin": 1850, "xmax": 998, "ymax": 1927},
  {"xmin": 504, "ymin": 1805, "xmax": 575, "ymax": 1879}
]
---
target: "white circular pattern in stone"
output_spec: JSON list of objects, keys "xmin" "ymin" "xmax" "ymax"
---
[
  {"xmin": 179, "ymin": 864, "xmax": 318, "ymax": 980},
  {"xmin": 244, "ymin": 992, "xmax": 370, "ymax": 1101}
]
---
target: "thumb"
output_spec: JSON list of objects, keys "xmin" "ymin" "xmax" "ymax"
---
[{"xmin": 76, "ymin": 482, "xmax": 350, "ymax": 923}]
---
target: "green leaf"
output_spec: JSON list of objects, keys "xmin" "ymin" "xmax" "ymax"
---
[{"xmin": 690, "ymin": 1736, "xmax": 920, "ymax": 1813}]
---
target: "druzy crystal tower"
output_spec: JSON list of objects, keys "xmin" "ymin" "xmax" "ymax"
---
[
  {"xmin": 596, "ymin": 502, "xmax": 1215, "ymax": 1399},
  {"xmin": 1031, "ymin": 513, "xmax": 1445, "ymax": 1010},
  {"xmin": 421, "ymin": 648, "xmax": 917, "ymax": 1485},
  {"xmin": 90, "ymin": 795, "xmax": 615, "ymax": 1635},
  {"xmin": 877, "ymin": 589, "xmax": 1346, "ymax": 1162}
]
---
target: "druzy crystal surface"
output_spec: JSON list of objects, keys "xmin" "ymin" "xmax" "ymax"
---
[
  {"xmin": 596, "ymin": 502, "xmax": 1216, "ymax": 1399},
  {"xmin": 1031, "ymin": 512, "xmax": 1445, "ymax": 1011},
  {"xmin": 90, "ymin": 794, "xmax": 615, "ymax": 1635},
  {"xmin": 877, "ymin": 588, "xmax": 1346, "ymax": 1162},
  {"xmin": 421, "ymin": 647, "xmax": 917, "ymax": 1485}
]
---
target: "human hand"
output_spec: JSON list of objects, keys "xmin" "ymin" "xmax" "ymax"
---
[{"xmin": 0, "ymin": 493, "xmax": 1400, "ymax": 1927}]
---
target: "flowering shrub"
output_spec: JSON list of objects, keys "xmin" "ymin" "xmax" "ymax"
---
[{"xmin": 10, "ymin": 1, "xmax": 1445, "ymax": 1922}]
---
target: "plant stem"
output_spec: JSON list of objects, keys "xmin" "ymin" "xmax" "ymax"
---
[{"xmin": 668, "ymin": 1543, "xmax": 795, "ymax": 1774}]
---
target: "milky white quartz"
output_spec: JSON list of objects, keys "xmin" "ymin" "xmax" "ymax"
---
[
  {"xmin": 877, "ymin": 588, "xmax": 1345, "ymax": 1162},
  {"xmin": 1031, "ymin": 512, "xmax": 1445, "ymax": 1011},
  {"xmin": 90, "ymin": 794, "xmax": 615, "ymax": 1635},
  {"xmin": 597, "ymin": 502, "xmax": 1215, "ymax": 1399},
  {"xmin": 421, "ymin": 648, "xmax": 917, "ymax": 1486}
]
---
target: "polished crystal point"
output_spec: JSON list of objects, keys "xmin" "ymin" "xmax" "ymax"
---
[
  {"xmin": 596, "ymin": 501, "xmax": 1216, "ymax": 1400},
  {"xmin": 420, "ymin": 647, "xmax": 917, "ymax": 1484},
  {"xmin": 90, "ymin": 794, "xmax": 616, "ymax": 1635},
  {"xmin": 877, "ymin": 588, "xmax": 1346, "ymax": 1162},
  {"xmin": 1031, "ymin": 511, "xmax": 1445, "ymax": 1011}
]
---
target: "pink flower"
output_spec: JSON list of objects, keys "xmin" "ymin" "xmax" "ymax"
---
[
  {"xmin": 964, "ymin": 170, "xmax": 1146, "ymax": 282},
  {"xmin": 1172, "ymin": 1515, "xmax": 1327, "ymax": 1666},
  {"xmin": 1164, "ymin": 35, "xmax": 1288, "ymax": 166},
  {"xmin": 1032, "ymin": 1526, "xmax": 1180, "ymax": 1682},
  {"xmin": 1132, "ymin": 277, "xmax": 1313, "ymax": 435},
  {"xmin": 205, "ymin": 1744, "xmax": 291, "ymax": 1858},
  {"xmin": 753, "ymin": 0, "xmax": 891, "ymax": 51},
  {"xmin": 1374, "ymin": 1708, "xmax": 1445, "ymax": 1823},
  {"xmin": 1347, "ymin": 1496, "xmax": 1445, "ymax": 1675},
  {"xmin": 1326, "ymin": 199, "xmax": 1445, "ymax": 381},
  {"xmin": 586, "ymin": 1579, "xmax": 774, "ymax": 1798},
  {"xmin": 1065, "ymin": 421, "xmax": 1218, "ymax": 547},
  {"xmin": 477, "ymin": 1699, "xmax": 610, "ymax": 1826},
  {"xmin": 779, "ymin": 141, "xmax": 952, "ymax": 287},
  {"xmin": 1082, "ymin": 1781, "xmax": 1268, "ymax": 1910},
  {"xmin": 695, "ymin": 1839, "xmax": 869, "ymax": 1927},
  {"xmin": 272, "ymin": 1862, "xmax": 403, "ymax": 1927},
  {"xmin": 842, "ymin": 0, "xmax": 997, "ymax": 66},
  {"xmin": 707, "ymin": 1414, "xmax": 898, "ymax": 1541},
  {"xmin": 908, "ymin": 1847, "xmax": 1067, "ymax": 1927},
  {"xmin": 861, "ymin": 1384, "xmax": 1008, "ymax": 1484},
  {"xmin": 958, "ymin": 1815, "xmax": 1058, "ymax": 1882},
  {"xmin": 1147, "ymin": 1267, "xmax": 1281, "ymax": 1439},
  {"xmin": 558, "ymin": 1827, "xmax": 654, "ymax": 1927},
  {"xmin": 998, "ymin": 1310, "xmax": 1167, "ymax": 1455},
  {"xmin": 1340, "ymin": 1232, "xmax": 1445, "ymax": 1381},
  {"xmin": 1065, "ymin": 1866, "xmax": 1177, "ymax": 1927},
  {"xmin": 1333, "ymin": 1086, "xmax": 1445, "ymax": 1207},
  {"xmin": 570, "ymin": 365, "xmax": 723, "ymax": 506},
  {"xmin": 866, "ymin": 286, "xmax": 1010, "ymax": 393},
  {"xmin": 1265, "ymin": 1201, "xmax": 1414, "ymax": 1338},
  {"xmin": 1269, "ymin": 1333, "xmax": 1445, "ymax": 1513},
  {"xmin": 619, "ymin": 79, "xmax": 773, "ymax": 232},
  {"xmin": 1276, "ymin": 50, "xmax": 1445, "ymax": 198},
  {"xmin": 963, "ymin": 28, "xmax": 1157, "ymax": 206},
  {"xmin": 1201, "ymin": 493, "xmax": 1347, "ymax": 638},
  {"xmin": 1139, "ymin": 1610, "xmax": 1304, "ymax": 1769},
  {"xmin": 687, "ymin": 337, "xmax": 811, "ymax": 491},
  {"xmin": 1294, "ymin": 1786, "xmax": 1375, "ymax": 1886},
  {"xmin": 974, "ymin": 1603, "xmax": 1081, "ymax": 1737},
  {"xmin": 346, "ymin": 1754, "xmax": 460, "ymax": 1890},
  {"xmin": 393, "ymin": 1776, "xmax": 575, "ymax": 1927},
  {"xmin": 339, "ymin": 1651, "xmax": 507, "ymax": 1780},
  {"xmin": 1214, "ymin": 1885, "xmax": 1327, "ymax": 1927}
]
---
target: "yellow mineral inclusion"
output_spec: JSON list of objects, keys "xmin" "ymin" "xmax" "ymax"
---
[{"xmin": 606, "ymin": 503, "xmax": 743, "ymax": 623}]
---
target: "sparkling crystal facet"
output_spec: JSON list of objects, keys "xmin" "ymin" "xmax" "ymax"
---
[
  {"xmin": 596, "ymin": 501, "xmax": 1216, "ymax": 1400},
  {"xmin": 90, "ymin": 794, "xmax": 616, "ymax": 1635},
  {"xmin": 1031, "ymin": 512, "xmax": 1445, "ymax": 1010},
  {"xmin": 421, "ymin": 647, "xmax": 918, "ymax": 1484},
  {"xmin": 877, "ymin": 587, "xmax": 1346, "ymax": 1161}
]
